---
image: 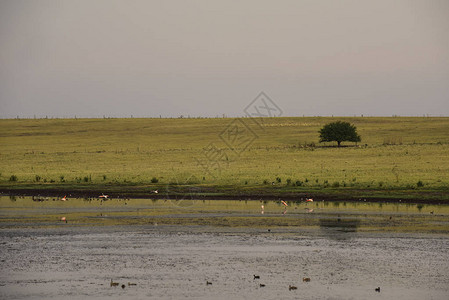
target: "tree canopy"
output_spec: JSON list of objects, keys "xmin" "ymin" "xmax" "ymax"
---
[{"xmin": 319, "ymin": 121, "xmax": 361, "ymax": 147}]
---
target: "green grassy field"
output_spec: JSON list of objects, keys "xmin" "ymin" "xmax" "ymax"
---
[{"xmin": 1, "ymin": 117, "xmax": 448, "ymax": 201}]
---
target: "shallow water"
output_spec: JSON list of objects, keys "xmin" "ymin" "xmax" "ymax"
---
[{"xmin": 1, "ymin": 196, "xmax": 448, "ymax": 299}]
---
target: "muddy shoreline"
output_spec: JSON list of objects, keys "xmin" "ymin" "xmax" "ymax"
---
[{"xmin": 1, "ymin": 188, "xmax": 447, "ymax": 204}]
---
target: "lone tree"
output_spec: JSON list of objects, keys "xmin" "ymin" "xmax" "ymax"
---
[{"xmin": 319, "ymin": 121, "xmax": 361, "ymax": 147}]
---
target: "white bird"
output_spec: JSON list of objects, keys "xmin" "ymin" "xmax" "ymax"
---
[{"xmin": 152, "ymin": 190, "xmax": 158, "ymax": 194}]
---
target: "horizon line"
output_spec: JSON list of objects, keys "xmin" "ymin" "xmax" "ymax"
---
[{"xmin": 0, "ymin": 114, "xmax": 448, "ymax": 120}]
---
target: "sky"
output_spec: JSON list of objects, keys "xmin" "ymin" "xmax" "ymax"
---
[{"xmin": 1, "ymin": 0, "xmax": 448, "ymax": 118}]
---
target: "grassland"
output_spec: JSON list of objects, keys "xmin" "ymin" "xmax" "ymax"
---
[{"xmin": 0, "ymin": 117, "xmax": 448, "ymax": 202}]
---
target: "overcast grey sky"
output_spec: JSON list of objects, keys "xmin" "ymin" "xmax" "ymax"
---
[{"xmin": 1, "ymin": 0, "xmax": 448, "ymax": 118}]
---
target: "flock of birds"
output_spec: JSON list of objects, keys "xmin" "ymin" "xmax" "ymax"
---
[
  {"xmin": 56, "ymin": 193, "xmax": 314, "ymax": 222},
  {"xmin": 109, "ymin": 276, "xmax": 316, "ymax": 291},
  {"xmin": 110, "ymin": 276, "xmax": 381, "ymax": 293},
  {"xmin": 43, "ymin": 194, "xmax": 381, "ymax": 294},
  {"xmin": 56, "ymin": 190, "xmax": 160, "ymax": 222},
  {"xmin": 110, "ymin": 280, "xmax": 137, "ymax": 289},
  {"xmin": 58, "ymin": 190, "xmax": 158, "ymax": 202},
  {"xmin": 202, "ymin": 275, "xmax": 380, "ymax": 293}
]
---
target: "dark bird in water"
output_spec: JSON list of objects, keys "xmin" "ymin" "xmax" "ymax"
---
[
  {"xmin": 253, "ymin": 275, "xmax": 260, "ymax": 280},
  {"xmin": 289, "ymin": 285, "xmax": 297, "ymax": 291},
  {"xmin": 375, "ymin": 287, "xmax": 381, "ymax": 292},
  {"xmin": 303, "ymin": 277, "xmax": 311, "ymax": 282},
  {"xmin": 110, "ymin": 279, "xmax": 119, "ymax": 287},
  {"xmin": 259, "ymin": 284, "xmax": 266, "ymax": 287},
  {"xmin": 121, "ymin": 284, "xmax": 125, "ymax": 289},
  {"xmin": 206, "ymin": 281, "xmax": 212, "ymax": 285},
  {"xmin": 128, "ymin": 282, "xmax": 136, "ymax": 286}
]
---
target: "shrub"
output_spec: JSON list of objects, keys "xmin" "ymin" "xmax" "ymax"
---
[
  {"xmin": 151, "ymin": 177, "xmax": 159, "ymax": 183},
  {"xmin": 417, "ymin": 180, "xmax": 424, "ymax": 187},
  {"xmin": 60, "ymin": 175, "xmax": 65, "ymax": 182},
  {"xmin": 276, "ymin": 177, "xmax": 282, "ymax": 183},
  {"xmin": 35, "ymin": 175, "xmax": 41, "ymax": 182},
  {"xmin": 83, "ymin": 176, "xmax": 89, "ymax": 182},
  {"xmin": 286, "ymin": 178, "xmax": 292, "ymax": 185},
  {"xmin": 9, "ymin": 175, "xmax": 18, "ymax": 182},
  {"xmin": 263, "ymin": 179, "xmax": 269, "ymax": 185},
  {"xmin": 332, "ymin": 181, "xmax": 340, "ymax": 188},
  {"xmin": 295, "ymin": 180, "xmax": 303, "ymax": 186},
  {"xmin": 102, "ymin": 175, "xmax": 107, "ymax": 181}
]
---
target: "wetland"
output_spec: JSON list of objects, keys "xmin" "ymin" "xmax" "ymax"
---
[{"xmin": 1, "ymin": 196, "xmax": 448, "ymax": 299}]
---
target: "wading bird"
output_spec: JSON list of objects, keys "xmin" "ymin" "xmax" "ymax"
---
[
  {"xmin": 99, "ymin": 194, "xmax": 109, "ymax": 199},
  {"xmin": 60, "ymin": 195, "xmax": 67, "ymax": 201}
]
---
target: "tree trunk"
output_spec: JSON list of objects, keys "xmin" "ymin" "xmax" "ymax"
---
[{"xmin": 337, "ymin": 141, "xmax": 341, "ymax": 147}]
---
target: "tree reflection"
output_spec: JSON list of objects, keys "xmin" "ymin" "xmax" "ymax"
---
[{"xmin": 319, "ymin": 215, "xmax": 361, "ymax": 240}]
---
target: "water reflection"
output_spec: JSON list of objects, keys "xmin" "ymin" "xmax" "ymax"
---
[
  {"xmin": 0, "ymin": 197, "xmax": 448, "ymax": 234},
  {"xmin": 319, "ymin": 216, "xmax": 361, "ymax": 240}
]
